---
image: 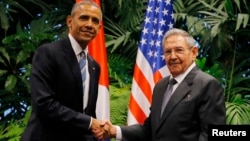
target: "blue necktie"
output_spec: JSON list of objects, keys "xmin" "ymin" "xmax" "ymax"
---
[
  {"xmin": 161, "ymin": 78, "xmax": 177, "ymax": 116},
  {"xmin": 79, "ymin": 51, "xmax": 86, "ymax": 95}
]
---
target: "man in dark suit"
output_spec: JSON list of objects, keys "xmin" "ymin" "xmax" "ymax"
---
[
  {"xmin": 21, "ymin": 0, "xmax": 107, "ymax": 141},
  {"xmin": 100, "ymin": 28, "xmax": 226, "ymax": 141}
]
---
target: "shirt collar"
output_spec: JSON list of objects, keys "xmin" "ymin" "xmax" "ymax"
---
[
  {"xmin": 171, "ymin": 62, "xmax": 196, "ymax": 84},
  {"xmin": 68, "ymin": 34, "xmax": 87, "ymax": 56}
]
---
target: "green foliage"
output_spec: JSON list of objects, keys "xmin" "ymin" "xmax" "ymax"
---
[
  {"xmin": 196, "ymin": 57, "xmax": 250, "ymax": 125},
  {"xmin": 0, "ymin": 0, "xmax": 51, "ymax": 36},
  {"xmin": 226, "ymin": 97, "xmax": 250, "ymax": 124},
  {"xmin": 0, "ymin": 17, "xmax": 55, "ymax": 123},
  {"xmin": 195, "ymin": 57, "xmax": 224, "ymax": 83},
  {"xmin": 0, "ymin": 0, "xmax": 250, "ymax": 140},
  {"xmin": 0, "ymin": 107, "xmax": 31, "ymax": 141},
  {"xmin": 104, "ymin": 0, "xmax": 148, "ymax": 62},
  {"xmin": 108, "ymin": 54, "xmax": 134, "ymax": 87},
  {"xmin": 110, "ymin": 85, "xmax": 130, "ymax": 125},
  {"xmin": 104, "ymin": 16, "xmax": 139, "ymax": 61},
  {"xmin": 0, "ymin": 0, "xmax": 32, "ymax": 34},
  {"xmin": 175, "ymin": 0, "xmax": 250, "ymax": 125}
]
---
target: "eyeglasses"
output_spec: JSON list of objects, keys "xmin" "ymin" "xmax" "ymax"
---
[{"xmin": 164, "ymin": 47, "xmax": 192, "ymax": 56}]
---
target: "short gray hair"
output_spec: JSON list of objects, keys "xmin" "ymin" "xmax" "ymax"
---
[{"xmin": 162, "ymin": 28, "xmax": 196, "ymax": 48}]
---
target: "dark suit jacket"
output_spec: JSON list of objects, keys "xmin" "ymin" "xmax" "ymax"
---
[
  {"xmin": 21, "ymin": 37, "xmax": 100, "ymax": 141},
  {"xmin": 121, "ymin": 66, "xmax": 226, "ymax": 141}
]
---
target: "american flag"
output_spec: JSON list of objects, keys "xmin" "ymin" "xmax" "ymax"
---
[{"xmin": 127, "ymin": 0, "xmax": 174, "ymax": 125}]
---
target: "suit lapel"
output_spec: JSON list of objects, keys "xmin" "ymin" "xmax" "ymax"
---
[
  {"xmin": 159, "ymin": 82, "xmax": 190, "ymax": 120},
  {"xmin": 87, "ymin": 55, "xmax": 97, "ymax": 81},
  {"xmin": 60, "ymin": 38, "xmax": 83, "ymax": 94},
  {"xmin": 86, "ymin": 55, "xmax": 97, "ymax": 106},
  {"xmin": 156, "ymin": 66, "xmax": 198, "ymax": 130}
]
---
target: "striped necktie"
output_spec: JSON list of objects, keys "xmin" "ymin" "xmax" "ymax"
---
[{"xmin": 79, "ymin": 51, "xmax": 86, "ymax": 95}]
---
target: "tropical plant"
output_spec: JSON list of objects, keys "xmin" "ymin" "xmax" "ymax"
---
[
  {"xmin": 103, "ymin": 0, "xmax": 148, "ymax": 86},
  {"xmin": 0, "ymin": 0, "xmax": 51, "ymax": 37},
  {"xmin": 109, "ymin": 85, "xmax": 130, "ymax": 125},
  {"xmin": 0, "ymin": 108, "xmax": 31, "ymax": 141},
  {"xmin": 223, "ymin": 54, "xmax": 250, "ymax": 124},
  {"xmin": 1, "ymin": 0, "xmax": 250, "ymax": 140},
  {"xmin": 0, "ymin": 17, "xmax": 56, "ymax": 123},
  {"xmin": 198, "ymin": 0, "xmax": 250, "ymax": 125},
  {"xmin": 176, "ymin": 0, "xmax": 250, "ymax": 124},
  {"xmin": 195, "ymin": 57, "xmax": 224, "ymax": 83},
  {"xmin": 0, "ymin": 0, "xmax": 73, "ymax": 124}
]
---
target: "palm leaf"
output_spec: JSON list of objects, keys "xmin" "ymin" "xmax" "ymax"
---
[{"xmin": 226, "ymin": 101, "xmax": 250, "ymax": 124}]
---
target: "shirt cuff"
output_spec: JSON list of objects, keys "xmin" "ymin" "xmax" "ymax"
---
[
  {"xmin": 115, "ymin": 125, "xmax": 122, "ymax": 140},
  {"xmin": 89, "ymin": 117, "xmax": 92, "ymax": 129}
]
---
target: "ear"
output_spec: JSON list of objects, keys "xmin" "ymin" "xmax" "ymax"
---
[
  {"xmin": 66, "ymin": 15, "xmax": 72, "ymax": 29},
  {"xmin": 192, "ymin": 46, "xmax": 199, "ymax": 59}
]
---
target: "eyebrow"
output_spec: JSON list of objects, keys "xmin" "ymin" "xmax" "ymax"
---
[{"xmin": 165, "ymin": 46, "xmax": 185, "ymax": 49}]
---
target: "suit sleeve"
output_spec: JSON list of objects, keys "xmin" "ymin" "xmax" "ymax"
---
[
  {"xmin": 120, "ymin": 114, "xmax": 152, "ymax": 141},
  {"xmin": 30, "ymin": 45, "xmax": 91, "ymax": 131},
  {"xmin": 198, "ymin": 75, "xmax": 226, "ymax": 141}
]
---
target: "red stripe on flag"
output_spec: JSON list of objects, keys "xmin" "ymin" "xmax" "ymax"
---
[
  {"xmin": 128, "ymin": 94, "xmax": 147, "ymax": 124},
  {"xmin": 133, "ymin": 64, "xmax": 152, "ymax": 103},
  {"xmin": 153, "ymin": 70, "xmax": 163, "ymax": 84}
]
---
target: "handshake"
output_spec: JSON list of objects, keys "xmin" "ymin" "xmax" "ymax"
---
[{"xmin": 91, "ymin": 118, "xmax": 117, "ymax": 140}]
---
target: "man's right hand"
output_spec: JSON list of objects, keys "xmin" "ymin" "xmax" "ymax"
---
[
  {"xmin": 91, "ymin": 118, "xmax": 110, "ymax": 140},
  {"xmin": 100, "ymin": 119, "xmax": 117, "ymax": 138}
]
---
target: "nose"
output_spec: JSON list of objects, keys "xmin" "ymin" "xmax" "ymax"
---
[
  {"xmin": 85, "ymin": 19, "xmax": 94, "ymax": 27},
  {"xmin": 169, "ymin": 51, "xmax": 177, "ymax": 58}
]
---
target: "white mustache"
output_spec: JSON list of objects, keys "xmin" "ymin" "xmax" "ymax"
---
[{"xmin": 169, "ymin": 61, "xmax": 179, "ymax": 65}]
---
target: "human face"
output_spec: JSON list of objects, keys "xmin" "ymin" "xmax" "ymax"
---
[
  {"xmin": 163, "ymin": 34, "xmax": 198, "ymax": 77},
  {"xmin": 67, "ymin": 4, "xmax": 101, "ymax": 48}
]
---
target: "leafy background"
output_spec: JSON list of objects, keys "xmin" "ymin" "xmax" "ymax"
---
[{"xmin": 0, "ymin": 0, "xmax": 250, "ymax": 140}]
